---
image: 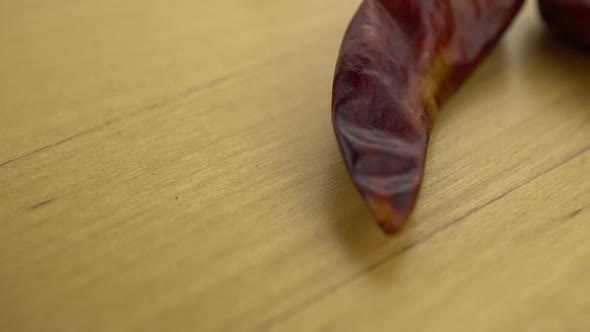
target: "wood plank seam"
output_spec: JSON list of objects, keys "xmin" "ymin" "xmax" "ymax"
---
[
  {"xmin": 29, "ymin": 198, "xmax": 57, "ymax": 210},
  {"xmin": 0, "ymin": 32, "xmax": 331, "ymax": 169},
  {"xmin": 255, "ymin": 144, "xmax": 589, "ymax": 331},
  {"xmin": 0, "ymin": 73, "xmax": 238, "ymax": 168}
]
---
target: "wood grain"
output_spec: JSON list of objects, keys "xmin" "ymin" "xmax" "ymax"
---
[{"xmin": 1, "ymin": 1, "xmax": 589, "ymax": 331}]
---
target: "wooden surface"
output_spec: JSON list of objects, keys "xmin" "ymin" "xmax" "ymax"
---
[{"xmin": 1, "ymin": 1, "xmax": 589, "ymax": 331}]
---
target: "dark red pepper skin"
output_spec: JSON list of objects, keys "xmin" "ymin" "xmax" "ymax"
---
[
  {"xmin": 332, "ymin": 0, "xmax": 524, "ymax": 234},
  {"xmin": 539, "ymin": 0, "xmax": 590, "ymax": 48}
]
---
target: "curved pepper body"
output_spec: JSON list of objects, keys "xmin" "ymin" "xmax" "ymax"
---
[
  {"xmin": 539, "ymin": 0, "xmax": 590, "ymax": 48},
  {"xmin": 332, "ymin": 0, "xmax": 524, "ymax": 234}
]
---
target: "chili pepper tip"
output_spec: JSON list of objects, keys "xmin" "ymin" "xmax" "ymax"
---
[{"xmin": 366, "ymin": 195, "xmax": 409, "ymax": 234}]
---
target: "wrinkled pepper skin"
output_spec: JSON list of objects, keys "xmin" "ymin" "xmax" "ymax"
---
[
  {"xmin": 332, "ymin": 0, "xmax": 524, "ymax": 234},
  {"xmin": 539, "ymin": 0, "xmax": 590, "ymax": 48}
]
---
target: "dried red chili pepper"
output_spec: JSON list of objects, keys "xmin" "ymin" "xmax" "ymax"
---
[
  {"xmin": 539, "ymin": 0, "xmax": 590, "ymax": 48},
  {"xmin": 332, "ymin": 0, "xmax": 524, "ymax": 234}
]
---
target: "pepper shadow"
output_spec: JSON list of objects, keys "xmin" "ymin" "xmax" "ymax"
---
[
  {"xmin": 324, "ymin": 143, "xmax": 421, "ymax": 285},
  {"xmin": 523, "ymin": 26, "xmax": 590, "ymax": 100}
]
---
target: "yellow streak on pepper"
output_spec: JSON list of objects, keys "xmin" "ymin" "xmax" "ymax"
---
[
  {"xmin": 423, "ymin": 54, "xmax": 451, "ymax": 125},
  {"xmin": 366, "ymin": 195, "xmax": 405, "ymax": 233}
]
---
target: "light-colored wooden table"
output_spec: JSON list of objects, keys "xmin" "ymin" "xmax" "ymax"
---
[{"xmin": 1, "ymin": 1, "xmax": 589, "ymax": 331}]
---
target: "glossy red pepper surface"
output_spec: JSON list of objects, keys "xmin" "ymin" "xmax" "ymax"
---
[
  {"xmin": 539, "ymin": 0, "xmax": 590, "ymax": 48},
  {"xmin": 332, "ymin": 0, "xmax": 524, "ymax": 234}
]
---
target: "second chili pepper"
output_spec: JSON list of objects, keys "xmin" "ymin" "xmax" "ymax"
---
[
  {"xmin": 332, "ymin": 0, "xmax": 524, "ymax": 234},
  {"xmin": 539, "ymin": 0, "xmax": 590, "ymax": 49}
]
